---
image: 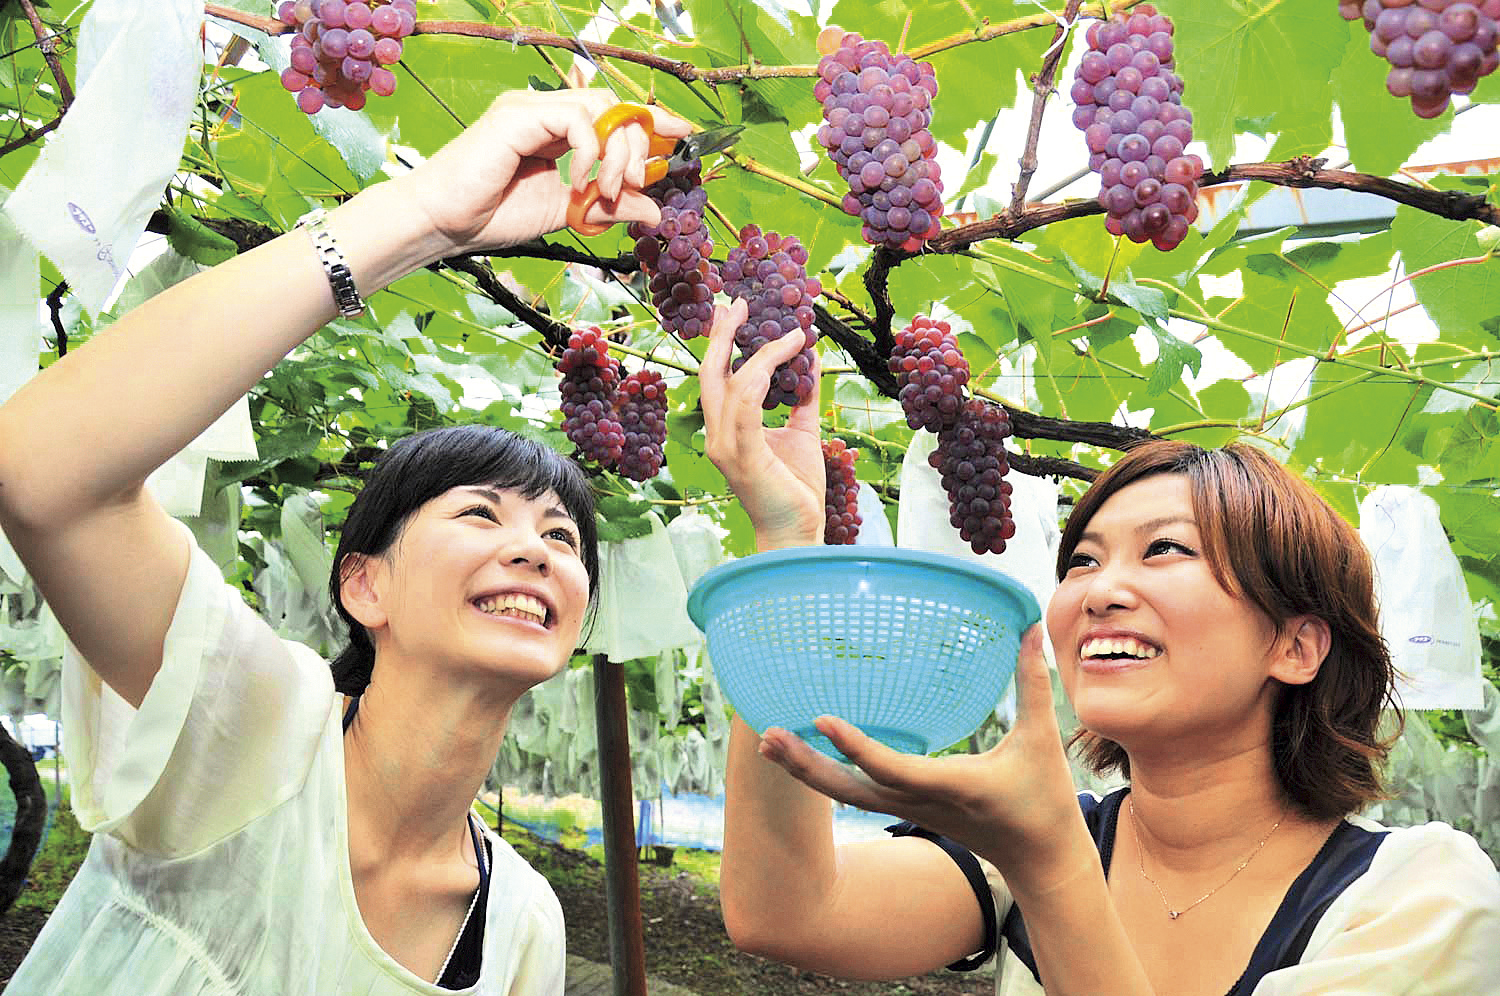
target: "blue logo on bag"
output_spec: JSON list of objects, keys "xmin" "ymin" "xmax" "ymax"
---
[
  {"xmin": 1408, "ymin": 635, "xmax": 1433, "ymax": 644},
  {"xmin": 67, "ymin": 202, "xmax": 96, "ymax": 234}
]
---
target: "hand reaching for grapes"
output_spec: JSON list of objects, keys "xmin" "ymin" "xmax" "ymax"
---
[
  {"xmin": 700, "ymin": 299, "xmax": 826, "ymax": 549},
  {"xmin": 400, "ymin": 89, "xmax": 693, "ymax": 257},
  {"xmin": 755, "ymin": 626, "xmax": 1086, "ymax": 888}
]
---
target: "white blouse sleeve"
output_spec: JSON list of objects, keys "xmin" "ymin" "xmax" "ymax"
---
[
  {"xmin": 61, "ymin": 520, "xmax": 335, "ymax": 858},
  {"xmin": 1250, "ymin": 821, "xmax": 1500, "ymax": 995}
]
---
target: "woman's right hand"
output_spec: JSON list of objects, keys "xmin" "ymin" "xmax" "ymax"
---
[
  {"xmin": 399, "ymin": 88, "xmax": 693, "ymax": 257},
  {"xmin": 753, "ymin": 626, "xmax": 1092, "ymax": 893},
  {"xmin": 699, "ymin": 300, "xmax": 825, "ymax": 550}
]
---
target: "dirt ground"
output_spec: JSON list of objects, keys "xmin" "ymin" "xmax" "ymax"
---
[{"xmin": 512, "ymin": 829, "xmax": 995, "ymax": 995}]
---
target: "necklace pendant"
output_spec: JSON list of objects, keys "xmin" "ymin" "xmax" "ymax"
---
[{"xmin": 1168, "ymin": 910, "xmax": 1179, "ymax": 920}]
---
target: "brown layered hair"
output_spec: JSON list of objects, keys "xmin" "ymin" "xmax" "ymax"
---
[{"xmin": 1057, "ymin": 441, "xmax": 1401, "ymax": 820}]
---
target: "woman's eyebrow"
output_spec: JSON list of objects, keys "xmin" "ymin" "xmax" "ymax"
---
[
  {"xmin": 456, "ymin": 485, "xmax": 504, "ymax": 505},
  {"xmin": 454, "ymin": 487, "xmax": 573, "ymax": 525},
  {"xmin": 1078, "ymin": 515, "xmax": 1196, "ymax": 546}
]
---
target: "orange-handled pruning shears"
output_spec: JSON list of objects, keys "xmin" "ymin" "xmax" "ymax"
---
[{"xmin": 566, "ymin": 102, "xmax": 741, "ymax": 236}]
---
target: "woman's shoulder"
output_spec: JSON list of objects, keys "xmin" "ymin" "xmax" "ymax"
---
[
  {"xmin": 1335, "ymin": 813, "xmax": 1500, "ymax": 914},
  {"xmin": 481, "ymin": 824, "xmax": 565, "ymax": 919}
]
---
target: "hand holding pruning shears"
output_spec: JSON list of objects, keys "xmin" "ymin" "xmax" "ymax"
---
[
  {"xmin": 398, "ymin": 90, "xmax": 702, "ymax": 255},
  {"xmin": 566, "ymin": 104, "xmax": 740, "ymax": 235}
]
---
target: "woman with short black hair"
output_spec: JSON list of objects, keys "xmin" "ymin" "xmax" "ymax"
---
[{"xmin": 0, "ymin": 88, "xmax": 687, "ymax": 995}]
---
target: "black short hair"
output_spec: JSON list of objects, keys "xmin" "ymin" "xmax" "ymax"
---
[{"xmin": 328, "ymin": 426, "xmax": 599, "ymax": 695}]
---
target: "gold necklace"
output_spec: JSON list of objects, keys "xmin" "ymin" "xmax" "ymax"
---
[{"xmin": 1128, "ymin": 797, "xmax": 1283, "ymax": 921}]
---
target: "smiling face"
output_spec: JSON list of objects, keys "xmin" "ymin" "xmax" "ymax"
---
[
  {"xmin": 1046, "ymin": 473, "xmax": 1285, "ymax": 757},
  {"xmin": 351, "ymin": 484, "xmax": 592, "ymax": 695}
]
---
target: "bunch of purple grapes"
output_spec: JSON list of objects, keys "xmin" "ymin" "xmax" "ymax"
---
[
  {"xmin": 888, "ymin": 315, "xmax": 969, "ymax": 432},
  {"xmin": 929, "ymin": 400, "xmax": 1016, "ymax": 556},
  {"xmin": 614, "ymin": 370, "xmax": 668, "ymax": 481},
  {"xmin": 557, "ymin": 328, "xmax": 626, "ymax": 467},
  {"xmin": 822, "ymin": 439, "xmax": 862, "ymax": 544},
  {"xmin": 722, "ymin": 225, "xmax": 822, "ymax": 410},
  {"xmin": 813, "ymin": 30, "xmax": 945, "ymax": 251},
  {"xmin": 276, "ymin": 0, "xmax": 412, "ymax": 114},
  {"xmin": 1339, "ymin": 0, "xmax": 1500, "ymax": 118},
  {"xmin": 628, "ymin": 161, "xmax": 722, "ymax": 340},
  {"xmin": 1071, "ymin": 4, "xmax": 1203, "ymax": 251}
]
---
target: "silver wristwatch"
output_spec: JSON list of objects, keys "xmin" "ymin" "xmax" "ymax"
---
[{"xmin": 298, "ymin": 207, "xmax": 365, "ymax": 318}]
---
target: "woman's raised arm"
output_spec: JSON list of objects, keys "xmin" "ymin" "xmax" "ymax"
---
[
  {"xmin": 699, "ymin": 303, "xmax": 991, "ymax": 977},
  {"xmin": 0, "ymin": 88, "xmax": 687, "ymax": 707}
]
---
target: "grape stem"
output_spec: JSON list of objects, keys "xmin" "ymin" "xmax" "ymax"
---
[
  {"xmin": 1169, "ymin": 309, "xmax": 1500, "ymax": 413},
  {"xmin": 0, "ymin": 114, "xmax": 63, "ymax": 158},
  {"xmin": 720, "ymin": 152, "xmax": 844, "ymax": 209},
  {"xmin": 1332, "ymin": 252, "xmax": 1496, "ymax": 359},
  {"xmin": 17, "ymin": 0, "xmax": 73, "ymax": 108},
  {"xmin": 440, "ymin": 255, "xmax": 573, "ymax": 354},
  {"xmin": 1010, "ymin": 0, "xmax": 1085, "ymax": 214},
  {"xmin": 44, "ymin": 281, "xmax": 69, "ymax": 358}
]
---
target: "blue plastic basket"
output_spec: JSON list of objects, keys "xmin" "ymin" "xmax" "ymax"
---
[{"xmin": 686, "ymin": 547, "xmax": 1041, "ymax": 761}]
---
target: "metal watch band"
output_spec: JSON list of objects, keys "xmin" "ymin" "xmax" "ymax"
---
[{"xmin": 298, "ymin": 207, "xmax": 365, "ymax": 318}]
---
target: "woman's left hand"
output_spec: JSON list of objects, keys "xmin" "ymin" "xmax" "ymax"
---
[{"xmin": 756, "ymin": 626, "xmax": 1084, "ymax": 877}]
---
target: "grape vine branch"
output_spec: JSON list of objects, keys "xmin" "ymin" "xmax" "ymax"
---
[
  {"xmin": 28, "ymin": 1, "xmax": 1500, "ymax": 485},
  {"xmin": 202, "ymin": 1, "xmax": 1146, "ymax": 84},
  {"xmin": 1011, "ymin": 0, "xmax": 1087, "ymax": 213}
]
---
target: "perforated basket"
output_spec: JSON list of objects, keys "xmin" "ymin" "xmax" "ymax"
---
[{"xmin": 686, "ymin": 547, "xmax": 1041, "ymax": 760}]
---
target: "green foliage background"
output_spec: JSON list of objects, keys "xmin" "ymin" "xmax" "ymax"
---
[{"xmin": 2, "ymin": 0, "xmax": 1497, "ymax": 755}]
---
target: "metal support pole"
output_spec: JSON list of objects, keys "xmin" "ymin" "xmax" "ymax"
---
[{"xmin": 592, "ymin": 654, "xmax": 647, "ymax": 996}]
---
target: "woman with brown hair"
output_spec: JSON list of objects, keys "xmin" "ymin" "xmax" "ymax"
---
[{"xmin": 697, "ymin": 378, "xmax": 1500, "ymax": 996}]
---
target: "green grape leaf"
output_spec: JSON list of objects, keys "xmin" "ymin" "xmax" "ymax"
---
[
  {"xmin": 1330, "ymin": 20, "xmax": 1448, "ymax": 177},
  {"xmin": 164, "ymin": 208, "xmax": 238, "ymax": 267},
  {"xmin": 953, "ymin": 151, "xmax": 999, "ymax": 204},
  {"xmin": 1174, "ymin": 1, "xmax": 1349, "ymax": 172},
  {"xmin": 1390, "ymin": 182, "xmax": 1500, "ymax": 351},
  {"xmin": 1193, "ymin": 378, "xmax": 1255, "ymax": 445},
  {"xmin": 1145, "ymin": 327, "xmax": 1202, "ymax": 397}
]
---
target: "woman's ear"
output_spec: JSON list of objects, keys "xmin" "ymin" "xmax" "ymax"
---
[
  {"xmin": 338, "ymin": 553, "xmax": 389, "ymax": 631},
  {"xmin": 1271, "ymin": 615, "xmax": 1332, "ymax": 686}
]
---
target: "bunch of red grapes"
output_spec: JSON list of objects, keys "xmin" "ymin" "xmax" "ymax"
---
[
  {"xmin": 557, "ymin": 328, "xmax": 625, "ymax": 468},
  {"xmin": 627, "ymin": 161, "xmax": 722, "ymax": 341},
  {"xmin": 1070, "ymin": 4, "xmax": 1203, "ymax": 250},
  {"xmin": 888, "ymin": 315, "xmax": 969, "ymax": 432},
  {"xmin": 556, "ymin": 329, "xmax": 669, "ymax": 481},
  {"xmin": 1339, "ymin": 0, "xmax": 1500, "ymax": 118},
  {"xmin": 722, "ymin": 226, "xmax": 822, "ymax": 410},
  {"xmin": 928, "ymin": 400, "xmax": 1016, "ymax": 556},
  {"xmin": 888, "ymin": 317, "xmax": 1016, "ymax": 555},
  {"xmin": 276, "ymin": 0, "xmax": 413, "ymax": 114},
  {"xmin": 822, "ymin": 439, "xmax": 862, "ymax": 544},
  {"xmin": 814, "ymin": 30, "xmax": 945, "ymax": 251},
  {"xmin": 614, "ymin": 370, "xmax": 668, "ymax": 482}
]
